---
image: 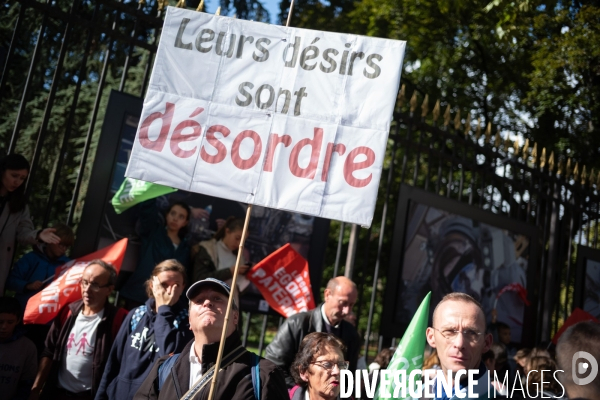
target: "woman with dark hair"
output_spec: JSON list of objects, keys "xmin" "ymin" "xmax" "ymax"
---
[
  {"xmin": 192, "ymin": 216, "xmax": 250, "ymax": 286},
  {"xmin": 96, "ymin": 259, "xmax": 193, "ymax": 400},
  {"xmin": 0, "ymin": 154, "xmax": 60, "ymax": 294},
  {"xmin": 289, "ymin": 332, "xmax": 347, "ymax": 400},
  {"xmin": 121, "ymin": 200, "xmax": 191, "ymax": 306}
]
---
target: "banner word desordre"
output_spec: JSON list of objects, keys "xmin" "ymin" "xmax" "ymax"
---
[{"xmin": 125, "ymin": 8, "xmax": 406, "ymax": 226}]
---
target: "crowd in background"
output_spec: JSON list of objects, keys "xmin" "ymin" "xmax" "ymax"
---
[{"xmin": 1, "ymin": 153, "xmax": 599, "ymax": 400}]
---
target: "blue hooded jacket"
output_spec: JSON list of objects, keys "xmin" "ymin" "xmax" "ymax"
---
[
  {"xmin": 120, "ymin": 200, "xmax": 191, "ymax": 304},
  {"xmin": 95, "ymin": 297, "xmax": 193, "ymax": 400},
  {"xmin": 6, "ymin": 245, "xmax": 70, "ymax": 310}
]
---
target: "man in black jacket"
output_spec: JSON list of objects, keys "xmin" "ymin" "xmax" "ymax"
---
[
  {"xmin": 135, "ymin": 278, "xmax": 288, "ymax": 400},
  {"xmin": 265, "ymin": 276, "xmax": 359, "ymax": 387}
]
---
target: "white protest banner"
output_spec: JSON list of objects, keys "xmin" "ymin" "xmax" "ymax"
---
[{"xmin": 125, "ymin": 7, "xmax": 406, "ymax": 226}]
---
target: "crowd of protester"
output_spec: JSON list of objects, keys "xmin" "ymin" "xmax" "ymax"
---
[{"xmin": 1, "ymin": 153, "xmax": 599, "ymax": 400}]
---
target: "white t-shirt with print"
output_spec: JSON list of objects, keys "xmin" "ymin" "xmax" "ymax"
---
[{"xmin": 58, "ymin": 309, "xmax": 104, "ymax": 393}]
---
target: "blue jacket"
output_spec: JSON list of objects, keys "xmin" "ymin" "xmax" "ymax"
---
[
  {"xmin": 120, "ymin": 200, "xmax": 190, "ymax": 304},
  {"xmin": 95, "ymin": 297, "xmax": 193, "ymax": 400},
  {"xmin": 6, "ymin": 245, "xmax": 70, "ymax": 310}
]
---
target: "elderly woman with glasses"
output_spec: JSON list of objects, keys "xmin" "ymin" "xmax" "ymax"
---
[{"xmin": 289, "ymin": 332, "xmax": 348, "ymax": 400}]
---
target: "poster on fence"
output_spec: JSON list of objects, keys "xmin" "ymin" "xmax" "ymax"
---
[{"xmin": 125, "ymin": 7, "xmax": 406, "ymax": 226}]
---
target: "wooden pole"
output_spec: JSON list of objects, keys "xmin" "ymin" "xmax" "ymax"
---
[
  {"xmin": 286, "ymin": 0, "xmax": 295, "ymax": 27},
  {"xmin": 207, "ymin": 204, "xmax": 253, "ymax": 400},
  {"xmin": 207, "ymin": 3, "xmax": 295, "ymax": 398}
]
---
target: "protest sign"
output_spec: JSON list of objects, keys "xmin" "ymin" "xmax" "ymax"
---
[
  {"xmin": 24, "ymin": 239, "xmax": 128, "ymax": 324},
  {"xmin": 125, "ymin": 7, "xmax": 406, "ymax": 226},
  {"xmin": 247, "ymin": 243, "xmax": 315, "ymax": 317}
]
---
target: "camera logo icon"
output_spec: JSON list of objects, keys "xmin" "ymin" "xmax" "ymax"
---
[{"xmin": 572, "ymin": 351, "xmax": 599, "ymax": 385}]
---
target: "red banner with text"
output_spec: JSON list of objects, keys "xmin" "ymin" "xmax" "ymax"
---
[
  {"xmin": 24, "ymin": 239, "xmax": 128, "ymax": 324},
  {"xmin": 247, "ymin": 244, "xmax": 315, "ymax": 317}
]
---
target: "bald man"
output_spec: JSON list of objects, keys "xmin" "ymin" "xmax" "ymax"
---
[
  {"xmin": 556, "ymin": 321, "xmax": 600, "ymax": 400},
  {"xmin": 265, "ymin": 276, "xmax": 360, "ymax": 387},
  {"xmin": 423, "ymin": 292, "xmax": 494, "ymax": 400}
]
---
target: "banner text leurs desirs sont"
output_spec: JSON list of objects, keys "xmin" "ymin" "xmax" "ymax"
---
[{"xmin": 126, "ymin": 8, "xmax": 406, "ymax": 226}]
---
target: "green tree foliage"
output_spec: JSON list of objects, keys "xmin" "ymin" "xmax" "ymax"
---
[
  {"xmin": 0, "ymin": 0, "xmax": 269, "ymax": 230},
  {"xmin": 281, "ymin": 0, "xmax": 600, "ymax": 167},
  {"xmin": 526, "ymin": 4, "xmax": 600, "ymax": 163}
]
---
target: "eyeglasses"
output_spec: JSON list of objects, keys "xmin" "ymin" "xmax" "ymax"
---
[
  {"xmin": 433, "ymin": 327, "xmax": 483, "ymax": 343},
  {"xmin": 311, "ymin": 360, "xmax": 349, "ymax": 371},
  {"xmin": 80, "ymin": 279, "xmax": 111, "ymax": 292}
]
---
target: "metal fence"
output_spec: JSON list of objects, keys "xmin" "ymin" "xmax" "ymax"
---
[{"xmin": 2, "ymin": 0, "xmax": 598, "ymax": 363}]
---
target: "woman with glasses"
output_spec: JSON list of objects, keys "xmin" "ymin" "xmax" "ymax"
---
[
  {"xmin": 289, "ymin": 332, "xmax": 348, "ymax": 400},
  {"xmin": 96, "ymin": 260, "xmax": 193, "ymax": 400}
]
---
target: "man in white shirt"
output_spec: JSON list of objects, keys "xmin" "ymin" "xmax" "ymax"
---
[
  {"xmin": 420, "ymin": 292, "xmax": 494, "ymax": 400},
  {"xmin": 30, "ymin": 260, "xmax": 127, "ymax": 400}
]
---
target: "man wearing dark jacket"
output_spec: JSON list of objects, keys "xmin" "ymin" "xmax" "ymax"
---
[
  {"xmin": 29, "ymin": 260, "xmax": 127, "ymax": 400},
  {"xmin": 135, "ymin": 278, "xmax": 288, "ymax": 400},
  {"xmin": 265, "ymin": 276, "xmax": 360, "ymax": 387}
]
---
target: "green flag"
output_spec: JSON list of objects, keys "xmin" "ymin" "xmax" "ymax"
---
[
  {"xmin": 111, "ymin": 178, "xmax": 177, "ymax": 214},
  {"xmin": 374, "ymin": 291, "xmax": 431, "ymax": 400}
]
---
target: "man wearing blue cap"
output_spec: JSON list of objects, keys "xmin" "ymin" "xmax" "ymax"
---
[{"xmin": 134, "ymin": 278, "xmax": 288, "ymax": 400}]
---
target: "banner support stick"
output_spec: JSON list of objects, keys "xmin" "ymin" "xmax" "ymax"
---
[
  {"xmin": 207, "ymin": 203, "xmax": 253, "ymax": 400},
  {"xmin": 208, "ymin": 3, "xmax": 294, "ymax": 397},
  {"xmin": 286, "ymin": 0, "xmax": 295, "ymax": 27}
]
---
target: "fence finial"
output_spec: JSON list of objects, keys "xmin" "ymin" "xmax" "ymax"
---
[
  {"xmin": 138, "ymin": 0, "xmax": 146, "ymax": 5},
  {"xmin": 410, "ymin": 91, "xmax": 418, "ymax": 113},
  {"xmin": 176, "ymin": 0, "xmax": 185, "ymax": 8},
  {"xmin": 485, "ymin": 122, "xmax": 492, "ymax": 144},
  {"xmin": 432, "ymin": 100, "xmax": 441, "ymax": 123},
  {"xmin": 196, "ymin": 0, "xmax": 205, "ymax": 11},
  {"xmin": 581, "ymin": 166, "xmax": 587, "ymax": 185},
  {"xmin": 513, "ymin": 140, "xmax": 520, "ymax": 157},
  {"xmin": 494, "ymin": 131, "xmax": 501, "ymax": 148},
  {"xmin": 558, "ymin": 158, "xmax": 563, "ymax": 175},
  {"xmin": 522, "ymin": 139, "xmax": 529, "ymax": 158},
  {"xmin": 464, "ymin": 112, "xmax": 471, "ymax": 136},
  {"xmin": 566, "ymin": 158, "xmax": 572, "ymax": 178},
  {"xmin": 540, "ymin": 147, "xmax": 546, "ymax": 168},
  {"xmin": 573, "ymin": 162, "xmax": 580, "ymax": 181},
  {"xmin": 504, "ymin": 138, "xmax": 511, "ymax": 151},
  {"xmin": 215, "ymin": 6, "xmax": 221, "ymax": 15},
  {"xmin": 443, "ymin": 105, "xmax": 451, "ymax": 127},
  {"xmin": 590, "ymin": 169, "xmax": 596, "ymax": 186},
  {"xmin": 421, "ymin": 94, "xmax": 429, "ymax": 118},
  {"xmin": 532, "ymin": 143, "xmax": 538, "ymax": 164},
  {"xmin": 549, "ymin": 151, "xmax": 555, "ymax": 171},
  {"xmin": 397, "ymin": 85, "xmax": 406, "ymax": 110},
  {"xmin": 454, "ymin": 109, "xmax": 461, "ymax": 130},
  {"xmin": 157, "ymin": 0, "xmax": 167, "ymax": 11}
]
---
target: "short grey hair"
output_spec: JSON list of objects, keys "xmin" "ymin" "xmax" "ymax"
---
[{"xmin": 86, "ymin": 259, "xmax": 117, "ymax": 286}]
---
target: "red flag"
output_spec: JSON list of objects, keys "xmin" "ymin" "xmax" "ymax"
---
[
  {"xmin": 24, "ymin": 239, "xmax": 128, "ymax": 324},
  {"xmin": 495, "ymin": 283, "xmax": 530, "ymax": 306},
  {"xmin": 246, "ymin": 243, "xmax": 316, "ymax": 317},
  {"xmin": 552, "ymin": 307, "xmax": 599, "ymax": 345}
]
